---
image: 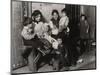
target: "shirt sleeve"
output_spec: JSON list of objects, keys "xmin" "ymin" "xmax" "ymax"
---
[
  {"xmin": 65, "ymin": 16, "xmax": 69, "ymax": 27},
  {"xmin": 59, "ymin": 16, "xmax": 69, "ymax": 27},
  {"xmin": 85, "ymin": 21, "xmax": 89, "ymax": 33},
  {"xmin": 59, "ymin": 17, "xmax": 65, "ymax": 26},
  {"xmin": 49, "ymin": 21, "xmax": 54, "ymax": 29}
]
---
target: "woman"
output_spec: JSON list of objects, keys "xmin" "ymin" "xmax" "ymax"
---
[
  {"xmin": 50, "ymin": 10, "xmax": 60, "ymax": 28},
  {"xmin": 49, "ymin": 9, "xmax": 60, "ymax": 39}
]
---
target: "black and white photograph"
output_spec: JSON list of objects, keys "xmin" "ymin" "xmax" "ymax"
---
[{"xmin": 11, "ymin": 0, "xmax": 96, "ymax": 74}]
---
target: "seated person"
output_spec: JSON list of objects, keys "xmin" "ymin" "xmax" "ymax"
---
[
  {"xmin": 21, "ymin": 17, "xmax": 35, "ymax": 60},
  {"xmin": 21, "ymin": 17, "xmax": 40, "ymax": 72},
  {"xmin": 21, "ymin": 17, "xmax": 52, "ymax": 71}
]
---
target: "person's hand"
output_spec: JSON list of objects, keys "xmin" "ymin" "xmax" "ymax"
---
[
  {"xmin": 67, "ymin": 27, "xmax": 70, "ymax": 32},
  {"xmin": 55, "ymin": 51, "xmax": 60, "ymax": 54},
  {"xmin": 86, "ymin": 29, "xmax": 89, "ymax": 33},
  {"xmin": 65, "ymin": 54, "xmax": 67, "ymax": 58},
  {"xmin": 59, "ymin": 26, "xmax": 63, "ymax": 32},
  {"xmin": 27, "ymin": 29, "xmax": 33, "ymax": 34}
]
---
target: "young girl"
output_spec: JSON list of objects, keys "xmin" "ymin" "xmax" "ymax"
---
[
  {"xmin": 58, "ymin": 8, "xmax": 70, "ymax": 69},
  {"xmin": 59, "ymin": 8, "xmax": 69, "ymax": 33},
  {"xmin": 79, "ymin": 14, "xmax": 89, "ymax": 55}
]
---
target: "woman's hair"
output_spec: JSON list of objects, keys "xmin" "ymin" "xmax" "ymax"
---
[
  {"xmin": 51, "ymin": 9, "xmax": 60, "ymax": 20},
  {"xmin": 80, "ymin": 14, "xmax": 87, "ymax": 20},
  {"xmin": 31, "ymin": 10, "xmax": 46, "ymax": 23},
  {"xmin": 52, "ymin": 9, "xmax": 59, "ymax": 16},
  {"xmin": 23, "ymin": 17, "xmax": 32, "ymax": 26}
]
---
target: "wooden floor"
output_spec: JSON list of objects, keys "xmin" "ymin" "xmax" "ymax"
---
[{"xmin": 12, "ymin": 46, "xmax": 96, "ymax": 74}]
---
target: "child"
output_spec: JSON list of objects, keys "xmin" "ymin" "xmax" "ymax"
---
[
  {"xmin": 59, "ymin": 8, "xmax": 69, "ymax": 33},
  {"xmin": 79, "ymin": 14, "xmax": 89, "ymax": 54},
  {"xmin": 21, "ymin": 18, "xmax": 38, "ymax": 72},
  {"xmin": 51, "ymin": 37, "xmax": 69, "ymax": 71},
  {"xmin": 21, "ymin": 18, "xmax": 35, "ymax": 41}
]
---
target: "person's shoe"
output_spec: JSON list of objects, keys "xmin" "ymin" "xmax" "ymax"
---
[
  {"xmin": 60, "ymin": 66, "xmax": 69, "ymax": 71},
  {"xmin": 21, "ymin": 54, "xmax": 28, "ymax": 65}
]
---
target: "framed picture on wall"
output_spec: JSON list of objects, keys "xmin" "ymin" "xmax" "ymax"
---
[{"xmin": 11, "ymin": 0, "xmax": 96, "ymax": 74}]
